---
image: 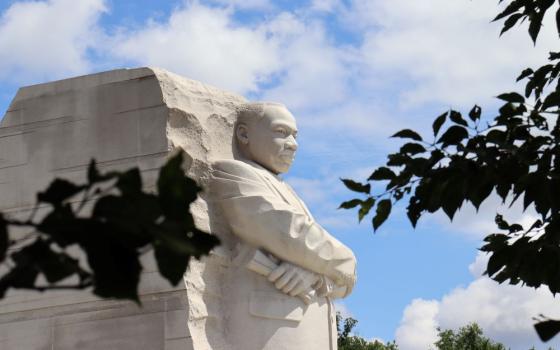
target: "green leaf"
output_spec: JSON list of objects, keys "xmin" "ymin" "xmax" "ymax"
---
[
  {"xmin": 500, "ymin": 12, "xmax": 523, "ymax": 35},
  {"xmin": 535, "ymin": 319, "xmax": 560, "ymax": 342},
  {"xmin": 516, "ymin": 68, "xmax": 533, "ymax": 82},
  {"xmin": 497, "ymin": 92, "xmax": 525, "ymax": 103},
  {"xmin": 92, "ymin": 195, "xmax": 157, "ymax": 248},
  {"xmin": 542, "ymin": 91, "xmax": 560, "ymax": 110},
  {"xmin": 508, "ymin": 223, "xmax": 524, "ymax": 233},
  {"xmin": 26, "ymin": 240, "xmax": 81, "ymax": 284},
  {"xmin": 406, "ymin": 201, "xmax": 422, "ymax": 228},
  {"xmin": 37, "ymin": 179, "xmax": 85, "ymax": 206},
  {"xmin": 341, "ymin": 178, "xmax": 371, "ymax": 194},
  {"xmin": 338, "ymin": 199, "xmax": 362, "ymax": 209},
  {"xmin": 87, "ymin": 159, "xmax": 99, "ymax": 183},
  {"xmin": 0, "ymin": 262, "xmax": 40, "ymax": 294},
  {"xmin": 437, "ymin": 126, "xmax": 469, "ymax": 146},
  {"xmin": 528, "ymin": 9, "xmax": 545, "ymax": 44},
  {"xmin": 391, "ymin": 129, "xmax": 423, "ymax": 142},
  {"xmin": 387, "ymin": 153, "xmax": 411, "ymax": 167},
  {"xmin": 368, "ymin": 167, "xmax": 396, "ymax": 181},
  {"xmin": 87, "ymin": 159, "xmax": 118, "ymax": 184},
  {"xmin": 116, "ymin": 168, "xmax": 142, "ymax": 196},
  {"xmin": 154, "ymin": 224, "xmax": 218, "ymax": 285},
  {"xmin": 400, "ymin": 143, "xmax": 426, "ymax": 155},
  {"xmin": 550, "ymin": 51, "xmax": 560, "ymax": 60},
  {"xmin": 82, "ymin": 232, "xmax": 142, "ymax": 302},
  {"xmin": 372, "ymin": 199, "xmax": 392, "ymax": 231},
  {"xmin": 154, "ymin": 241, "xmax": 190, "ymax": 287},
  {"xmin": 358, "ymin": 197, "xmax": 375, "ymax": 222},
  {"xmin": 496, "ymin": 182, "xmax": 511, "ymax": 202},
  {"xmin": 36, "ymin": 205, "xmax": 82, "ymax": 247},
  {"xmin": 557, "ymin": 8, "xmax": 560, "ymax": 39},
  {"xmin": 433, "ymin": 112, "xmax": 448, "ymax": 136},
  {"xmin": 0, "ymin": 214, "xmax": 7, "ymax": 262},
  {"xmin": 492, "ymin": 1, "xmax": 523, "ymax": 22},
  {"xmin": 487, "ymin": 250, "xmax": 507, "ymax": 276},
  {"xmin": 158, "ymin": 151, "xmax": 201, "ymax": 221},
  {"xmin": 495, "ymin": 214, "xmax": 510, "ymax": 231},
  {"xmin": 468, "ymin": 105, "xmax": 481, "ymax": 122},
  {"xmin": 449, "ymin": 110, "xmax": 468, "ymax": 127},
  {"xmin": 441, "ymin": 179, "xmax": 465, "ymax": 220},
  {"xmin": 486, "ymin": 129, "xmax": 506, "ymax": 144}
]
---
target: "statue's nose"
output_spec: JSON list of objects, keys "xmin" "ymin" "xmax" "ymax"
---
[{"xmin": 285, "ymin": 135, "xmax": 298, "ymax": 151}]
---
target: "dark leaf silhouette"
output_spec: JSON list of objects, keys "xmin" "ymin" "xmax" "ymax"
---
[
  {"xmin": 342, "ymin": 0, "xmax": 560, "ymax": 341},
  {"xmin": 391, "ymin": 129, "xmax": 423, "ymax": 141},
  {"xmin": 0, "ymin": 150, "xmax": 219, "ymax": 302},
  {"xmin": 341, "ymin": 178, "xmax": 371, "ymax": 194}
]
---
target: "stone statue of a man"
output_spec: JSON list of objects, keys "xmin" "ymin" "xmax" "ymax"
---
[{"xmin": 210, "ymin": 102, "xmax": 356, "ymax": 350}]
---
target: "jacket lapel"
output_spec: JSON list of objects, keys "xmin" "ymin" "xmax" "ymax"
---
[{"xmin": 243, "ymin": 160, "xmax": 312, "ymax": 218}]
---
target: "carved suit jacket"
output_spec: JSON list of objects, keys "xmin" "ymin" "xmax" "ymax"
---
[{"xmin": 210, "ymin": 158, "xmax": 356, "ymax": 295}]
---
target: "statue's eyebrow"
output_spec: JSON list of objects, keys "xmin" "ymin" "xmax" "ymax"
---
[{"xmin": 271, "ymin": 121, "xmax": 297, "ymax": 134}]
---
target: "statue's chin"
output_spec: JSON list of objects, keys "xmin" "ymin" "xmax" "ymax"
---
[{"xmin": 274, "ymin": 162, "xmax": 292, "ymax": 174}]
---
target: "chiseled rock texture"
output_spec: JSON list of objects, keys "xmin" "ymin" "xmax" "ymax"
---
[{"xmin": 0, "ymin": 67, "xmax": 246, "ymax": 350}]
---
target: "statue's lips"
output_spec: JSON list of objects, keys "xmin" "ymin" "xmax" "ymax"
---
[{"xmin": 279, "ymin": 152, "xmax": 295, "ymax": 162}]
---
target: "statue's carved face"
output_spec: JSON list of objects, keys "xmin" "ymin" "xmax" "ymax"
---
[{"xmin": 242, "ymin": 105, "xmax": 298, "ymax": 174}]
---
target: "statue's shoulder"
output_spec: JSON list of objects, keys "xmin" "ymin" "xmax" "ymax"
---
[{"xmin": 211, "ymin": 159, "xmax": 261, "ymax": 180}]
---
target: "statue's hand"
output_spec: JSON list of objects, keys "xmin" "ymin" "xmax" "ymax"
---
[
  {"xmin": 314, "ymin": 275, "xmax": 351, "ymax": 299},
  {"xmin": 314, "ymin": 276, "xmax": 334, "ymax": 298},
  {"xmin": 268, "ymin": 261, "xmax": 320, "ymax": 297}
]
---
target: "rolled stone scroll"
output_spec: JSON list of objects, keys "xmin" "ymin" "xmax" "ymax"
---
[{"xmin": 245, "ymin": 250, "xmax": 314, "ymax": 305}]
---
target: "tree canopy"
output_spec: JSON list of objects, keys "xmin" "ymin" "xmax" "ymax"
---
[
  {"xmin": 336, "ymin": 315, "xmax": 520, "ymax": 350},
  {"xmin": 341, "ymin": 0, "xmax": 560, "ymax": 342},
  {"xmin": 0, "ymin": 151, "xmax": 219, "ymax": 302},
  {"xmin": 434, "ymin": 323, "xmax": 506, "ymax": 350},
  {"xmin": 337, "ymin": 313, "xmax": 399, "ymax": 350}
]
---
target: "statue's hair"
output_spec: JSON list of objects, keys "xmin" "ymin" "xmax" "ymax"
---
[{"xmin": 235, "ymin": 102, "xmax": 286, "ymax": 126}]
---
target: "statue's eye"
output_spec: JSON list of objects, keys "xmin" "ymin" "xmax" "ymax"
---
[{"xmin": 276, "ymin": 128, "xmax": 288, "ymax": 136}]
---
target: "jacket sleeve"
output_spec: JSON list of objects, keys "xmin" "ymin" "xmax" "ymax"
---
[{"xmin": 210, "ymin": 159, "xmax": 356, "ymax": 294}]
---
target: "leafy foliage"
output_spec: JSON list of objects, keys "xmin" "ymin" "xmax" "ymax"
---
[
  {"xmin": 434, "ymin": 323, "xmax": 507, "ymax": 350},
  {"xmin": 337, "ymin": 313, "xmax": 399, "ymax": 350},
  {"xmin": 0, "ymin": 151, "xmax": 219, "ymax": 302},
  {"xmin": 341, "ymin": 0, "xmax": 560, "ymax": 343},
  {"xmin": 336, "ymin": 316, "xmax": 516, "ymax": 350}
]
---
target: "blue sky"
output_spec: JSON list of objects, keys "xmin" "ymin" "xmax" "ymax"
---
[{"xmin": 1, "ymin": 0, "xmax": 560, "ymax": 348}]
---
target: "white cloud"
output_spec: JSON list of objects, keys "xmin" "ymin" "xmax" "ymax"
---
[
  {"xmin": 309, "ymin": 0, "xmax": 342, "ymax": 13},
  {"xmin": 208, "ymin": 0, "xmax": 272, "ymax": 10},
  {"xmin": 260, "ymin": 12, "xmax": 355, "ymax": 110},
  {"xmin": 103, "ymin": 1, "xmax": 398, "ymax": 141},
  {"xmin": 351, "ymin": 0, "xmax": 558, "ymax": 108},
  {"xmin": 395, "ymin": 299, "xmax": 440, "ymax": 350},
  {"xmin": 468, "ymin": 251, "xmax": 490, "ymax": 278},
  {"xmin": 395, "ymin": 252, "xmax": 560, "ymax": 350},
  {"xmin": 110, "ymin": 2, "xmax": 279, "ymax": 94},
  {"xmin": 427, "ymin": 192, "xmax": 540, "ymax": 240},
  {"xmin": 0, "ymin": 0, "xmax": 106, "ymax": 83}
]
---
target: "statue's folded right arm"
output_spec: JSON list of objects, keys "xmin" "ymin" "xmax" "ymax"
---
[{"xmin": 211, "ymin": 159, "xmax": 356, "ymax": 297}]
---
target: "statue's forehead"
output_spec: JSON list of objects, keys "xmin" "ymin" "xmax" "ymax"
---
[{"xmin": 262, "ymin": 106, "xmax": 297, "ymax": 128}]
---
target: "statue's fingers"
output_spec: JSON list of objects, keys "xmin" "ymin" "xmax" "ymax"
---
[
  {"xmin": 289, "ymin": 281, "xmax": 307, "ymax": 296},
  {"xmin": 268, "ymin": 265, "xmax": 286, "ymax": 282},
  {"xmin": 316, "ymin": 286, "xmax": 328, "ymax": 298},
  {"xmin": 275, "ymin": 269, "xmax": 295, "ymax": 289},
  {"xmin": 283, "ymin": 277, "xmax": 301, "ymax": 294},
  {"xmin": 312, "ymin": 277, "xmax": 323, "ymax": 290}
]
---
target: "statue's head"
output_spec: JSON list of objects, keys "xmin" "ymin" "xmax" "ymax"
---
[{"xmin": 235, "ymin": 102, "xmax": 298, "ymax": 174}]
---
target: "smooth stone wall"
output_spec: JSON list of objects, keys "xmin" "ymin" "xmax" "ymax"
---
[{"xmin": 0, "ymin": 67, "xmax": 246, "ymax": 350}]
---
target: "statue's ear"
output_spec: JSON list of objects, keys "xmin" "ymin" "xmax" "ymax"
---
[{"xmin": 236, "ymin": 123, "xmax": 249, "ymax": 145}]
